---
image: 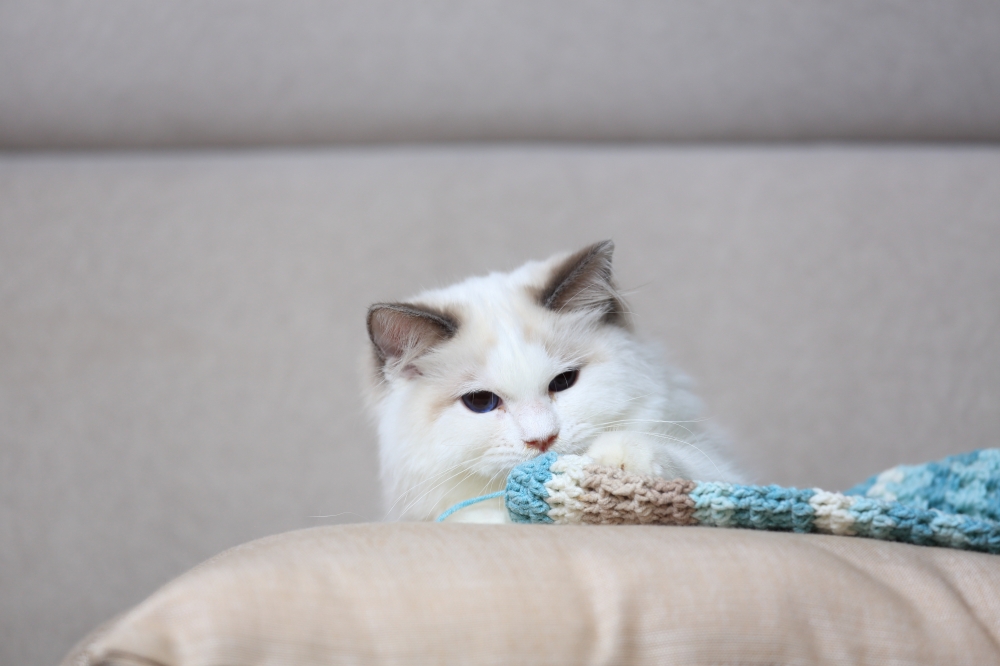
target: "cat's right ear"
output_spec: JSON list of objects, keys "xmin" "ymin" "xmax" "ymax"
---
[
  {"xmin": 538, "ymin": 239, "xmax": 629, "ymax": 325},
  {"xmin": 367, "ymin": 302, "xmax": 458, "ymax": 375}
]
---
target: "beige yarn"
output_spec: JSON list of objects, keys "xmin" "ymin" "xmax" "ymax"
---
[{"xmin": 576, "ymin": 465, "xmax": 698, "ymax": 525}]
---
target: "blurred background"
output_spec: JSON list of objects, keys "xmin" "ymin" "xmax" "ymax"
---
[{"xmin": 2, "ymin": 2, "xmax": 999, "ymax": 665}]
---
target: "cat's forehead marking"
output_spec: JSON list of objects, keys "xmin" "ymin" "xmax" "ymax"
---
[{"xmin": 405, "ymin": 255, "xmax": 595, "ymax": 387}]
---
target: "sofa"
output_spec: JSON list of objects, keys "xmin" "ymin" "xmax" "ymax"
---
[{"xmin": 3, "ymin": 2, "xmax": 1000, "ymax": 665}]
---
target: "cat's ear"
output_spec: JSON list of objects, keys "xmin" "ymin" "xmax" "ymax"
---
[
  {"xmin": 367, "ymin": 302, "xmax": 458, "ymax": 373},
  {"xmin": 538, "ymin": 240, "xmax": 628, "ymax": 325}
]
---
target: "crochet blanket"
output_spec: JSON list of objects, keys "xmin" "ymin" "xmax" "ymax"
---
[{"xmin": 491, "ymin": 449, "xmax": 1000, "ymax": 554}]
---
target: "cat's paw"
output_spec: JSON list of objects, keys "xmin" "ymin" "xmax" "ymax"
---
[{"xmin": 585, "ymin": 432, "xmax": 662, "ymax": 477}]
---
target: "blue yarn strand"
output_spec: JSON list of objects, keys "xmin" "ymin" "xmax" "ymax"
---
[{"xmin": 436, "ymin": 491, "xmax": 506, "ymax": 522}]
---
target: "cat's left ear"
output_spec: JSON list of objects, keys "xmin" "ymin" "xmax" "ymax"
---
[
  {"xmin": 538, "ymin": 240, "xmax": 629, "ymax": 325},
  {"xmin": 367, "ymin": 302, "xmax": 458, "ymax": 375}
]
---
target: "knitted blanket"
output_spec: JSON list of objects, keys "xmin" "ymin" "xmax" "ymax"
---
[{"xmin": 485, "ymin": 449, "xmax": 1000, "ymax": 554}]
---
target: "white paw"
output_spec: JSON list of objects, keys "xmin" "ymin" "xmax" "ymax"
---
[{"xmin": 585, "ymin": 432, "xmax": 661, "ymax": 477}]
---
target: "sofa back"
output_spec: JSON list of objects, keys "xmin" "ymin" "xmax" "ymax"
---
[{"xmin": 3, "ymin": 0, "xmax": 1000, "ymax": 149}]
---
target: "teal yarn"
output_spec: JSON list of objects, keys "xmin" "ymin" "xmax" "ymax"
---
[
  {"xmin": 845, "ymin": 495, "xmax": 1000, "ymax": 551},
  {"xmin": 435, "ymin": 491, "xmax": 505, "ymax": 522},
  {"xmin": 438, "ymin": 452, "xmax": 556, "ymax": 523},
  {"xmin": 691, "ymin": 483, "xmax": 816, "ymax": 532},
  {"xmin": 841, "ymin": 448, "xmax": 1000, "ymax": 551},
  {"xmin": 846, "ymin": 449, "xmax": 1000, "ymax": 522},
  {"xmin": 434, "ymin": 448, "xmax": 1000, "ymax": 554},
  {"xmin": 504, "ymin": 451, "xmax": 557, "ymax": 524}
]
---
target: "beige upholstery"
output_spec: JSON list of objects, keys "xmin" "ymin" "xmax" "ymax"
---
[{"xmin": 64, "ymin": 524, "xmax": 1000, "ymax": 666}]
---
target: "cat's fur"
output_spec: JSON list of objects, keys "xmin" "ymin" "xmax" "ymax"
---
[{"xmin": 365, "ymin": 241, "xmax": 743, "ymax": 522}]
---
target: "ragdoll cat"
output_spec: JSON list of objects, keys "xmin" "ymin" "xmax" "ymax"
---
[{"xmin": 365, "ymin": 240, "xmax": 743, "ymax": 523}]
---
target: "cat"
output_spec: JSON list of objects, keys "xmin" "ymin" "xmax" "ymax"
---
[{"xmin": 364, "ymin": 240, "xmax": 744, "ymax": 523}]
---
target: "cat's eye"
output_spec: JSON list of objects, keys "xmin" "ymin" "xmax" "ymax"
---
[
  {"xmin": 548, "ymin": 369, "xmax": 579, "ymax": 393},
  {"xmin": 461, "ymin": 391, "xmax": 501, "ymax": 413}
]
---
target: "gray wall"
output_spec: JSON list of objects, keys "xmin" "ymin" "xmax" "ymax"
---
[{"xmin": 3, "ymin": 0, "xmax": 1000, "ymax": 148}]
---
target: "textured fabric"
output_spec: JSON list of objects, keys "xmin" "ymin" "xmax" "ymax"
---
[
  {"xmin": 4, "ymin": 1, "xmax": 1000, "ymax": 148},
  {"xmin": 63, "ymin": 524, "xmax": 1000, "ymax": 666},
  {"xmin": 509, "ymin": 452, "xmax": 700, "ymax": 525},
  {"xmin": 848, "ymin": 449, "xmax": 1000, "ymax": 521},
  {"xmin": 502, "ymin": 450, "xmax": 1000, "ymax": 553},
  {"xmin": 5, "ymin": 146, "xmax": 1000, "ymax": 666},
  {"xmin": 506, "ymin": 451, "xmax": 558, "ymax": 523}
]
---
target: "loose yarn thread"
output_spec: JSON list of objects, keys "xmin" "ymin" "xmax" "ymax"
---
[{"xmin": 435, "ymin": 491, "xmax": 505, "ymax": 522}]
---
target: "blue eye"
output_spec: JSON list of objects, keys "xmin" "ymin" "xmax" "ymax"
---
[
  {"xmin": 548, "ymin": 369, "xmax": 579, "ymax": 392},
  {"xmin": 462, "ymin": 391, "xmax": 501, "ymax": 413}
]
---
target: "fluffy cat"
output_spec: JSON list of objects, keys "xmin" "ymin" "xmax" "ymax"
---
[{"xmin": 365, "ymin": 240, "xmax": 743, "ymax": 523}]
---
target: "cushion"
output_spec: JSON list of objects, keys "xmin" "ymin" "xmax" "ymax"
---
[{"xmin": 64, "ymin": 523, "xmax": 1000, "ymax": 666}]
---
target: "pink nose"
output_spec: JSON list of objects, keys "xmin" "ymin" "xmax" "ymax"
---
[{"xmin": 525, "ymin": 434, "xmax": 558, "ymax": 453}]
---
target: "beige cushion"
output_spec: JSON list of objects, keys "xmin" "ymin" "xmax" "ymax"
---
[{"xmin": 65, "ymin": 524, "xmax": 1000, "ymax": 666}]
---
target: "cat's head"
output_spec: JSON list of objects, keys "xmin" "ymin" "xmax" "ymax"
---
[{"xmin": 365, "ymin": 241, "xmax": 660, "ymax": 518}]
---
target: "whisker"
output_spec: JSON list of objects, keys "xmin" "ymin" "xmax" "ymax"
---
[
  {"xmin": 382, "ymin": 459, "xmax": 471, "ymax": 519},
  {"xmin": 390, "ymin": 461, "xmax": 467, "ymax": 512},
  {"xmin": 593, "ymin": 417, "xmax": 710, "ymax": 427},
  {"xmin": 592, "ymin": 416, "xmax": 711, "ymax": 437},
  {"xmin": 477, "ymin": 465, "xmax": 509, "ymax": 498},
  {"xmin": 383, "ymin": 459, "xmax": 467, "ymax": 509},
  {"xmin": 601, "ymin": 393, "xmax": 656, "ymax": 409},
  {"xmin": 425, "ymin": 467, "xmax": 484, "ymax": 519},
  {"xmin": 308, "ymin": 511, "xmax": 362, "ymax": 520},
  {"xmin": 397, "ymin": 465, "xmax": 479, "ymax": 519},
  {"xmin": 610, "ymin": 428, "xmax": 724, "ymax": 478}
]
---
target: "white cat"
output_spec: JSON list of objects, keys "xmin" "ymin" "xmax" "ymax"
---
[{"xmin": 365, "ymin": 241, "xmax": 743, "ymax": 523}]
